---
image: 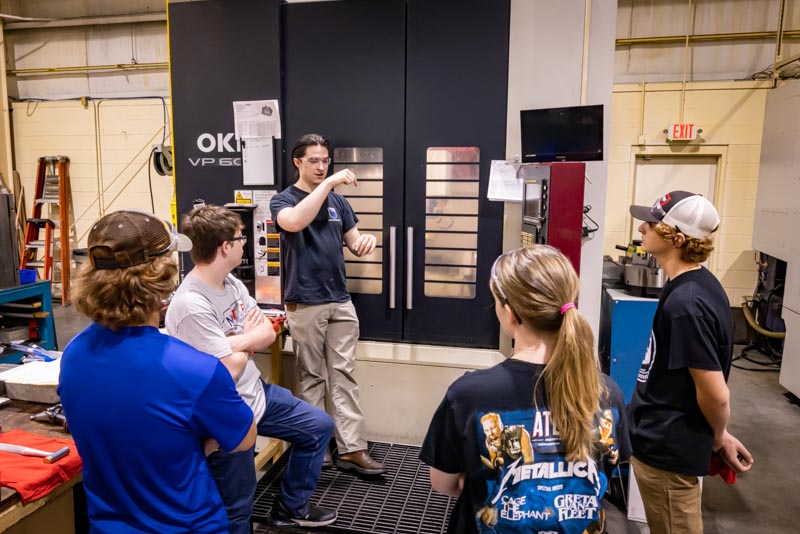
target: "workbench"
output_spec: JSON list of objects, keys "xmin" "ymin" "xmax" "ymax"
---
[
  {"xmin": 0, "ymin": 399, "xmax": 81, "ymax": 534},
  {"xmin": 0, "ymin": 281, "xmax": 57, "ymax": 363}
]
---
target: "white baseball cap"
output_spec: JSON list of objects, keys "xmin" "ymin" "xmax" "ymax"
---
[{"xmin": 629, "ymin": 191, "xmax": 720, "ymax": 239}]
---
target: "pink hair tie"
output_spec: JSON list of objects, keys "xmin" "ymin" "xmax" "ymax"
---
[{"xmin": 560, "ymin": 302, "xmax": 576, "ymax": 315}]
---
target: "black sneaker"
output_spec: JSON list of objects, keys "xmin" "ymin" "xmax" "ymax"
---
[{"xmin": 267, "ymin": 498, "xmax": 337, "ymax": 528}]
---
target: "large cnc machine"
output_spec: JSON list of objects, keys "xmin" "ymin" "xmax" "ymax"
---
[{"xmin": 753, "ymin": 81, "xmax": 800, "ymax": 397}]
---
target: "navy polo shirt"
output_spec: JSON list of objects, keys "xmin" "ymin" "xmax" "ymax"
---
[{"xmin": 270, "ymin": 185, "xmax": 358, "ymax": 304}]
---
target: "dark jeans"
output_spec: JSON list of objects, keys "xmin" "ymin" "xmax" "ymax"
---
[{"xmin": 207, "ymin": 381, "xmax": 334, "ymax": 534}]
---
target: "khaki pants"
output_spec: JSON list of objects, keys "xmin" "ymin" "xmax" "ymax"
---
[
  {"xmin": 286, "ymin": 300, "xmax": 366, "ymax": 454},
  {"xmin": 631, "ymin": 456, "xmax": 703, "ymax": 534}
]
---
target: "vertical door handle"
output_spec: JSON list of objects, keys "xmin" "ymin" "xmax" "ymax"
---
[
  {"xmin": 406, "ymin": 227, "xmax": 414, "ymax": 310},
  {"xmin": 389, "ymin": 226, "xmax": 397, "ymax": 309}
]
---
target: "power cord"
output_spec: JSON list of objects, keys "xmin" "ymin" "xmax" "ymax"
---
[
  {"xmin": 732, "ymin": 351, "xmax": 780, "ymax": 372},
  {"xmin": 582, "ymin": 205, "xmax": 599, "ymax": 237},
  {"xmin": 147, "ymin": 146, "xmax": 156, "ymax": 213}
]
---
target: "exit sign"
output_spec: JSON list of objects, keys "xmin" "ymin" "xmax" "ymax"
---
[{"xmin": 667, "ymin": 123, "xmax": 698, "ymax": 141}]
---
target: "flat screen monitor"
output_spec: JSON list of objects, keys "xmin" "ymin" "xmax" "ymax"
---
[{"xmin": 520, "ymin": 104, "xmax": 603, "ymax": 163}]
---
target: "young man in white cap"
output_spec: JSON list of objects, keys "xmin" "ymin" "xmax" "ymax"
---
[{"xmin": 627, "ymin": 191, "xmax": 753, "ymax": 534}]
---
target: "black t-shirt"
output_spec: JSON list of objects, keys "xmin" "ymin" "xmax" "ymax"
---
[
  {"xmin": 270, "ymin": 185, "xmax": 358, "ymax": 304},
  {"xmin": 420, "ymin": 359, "xmax": 630, "ymax": 534},
  {"xmin": 627, "ymin": 267, "xmax": 733, "ymax": 476}
]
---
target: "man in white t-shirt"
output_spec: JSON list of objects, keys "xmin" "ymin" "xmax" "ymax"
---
[{"xmin": 166, "ymin": 204, "xmax": 336, "ymax": 531}]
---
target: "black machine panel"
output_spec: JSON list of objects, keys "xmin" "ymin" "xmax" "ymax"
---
[
  {"xmin": 170, "ymin": 0, "xmax": 509, "ymax": 348},
  {"xmin": 283, "ymin": 0, "xmax": 407, "ymax": 341},
  {"xmin": 168, "ymin": 0, "xmax": 282, "ymax": 219},
  {"xmin": 403, "ymin": 0, "xmax": 510, "ymax": 347}
]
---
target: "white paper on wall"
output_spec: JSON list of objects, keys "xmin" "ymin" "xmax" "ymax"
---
[
  {"xmin": 487, "ymin": 160, "xmax": 523, "ymax": 202},
  {"xmin": 242, "ymin": 137, "xmax": 274, "ymax": 186},
  {"xmin": 233, "ymin": 99, "xmax": 281, "ymax": 139}
]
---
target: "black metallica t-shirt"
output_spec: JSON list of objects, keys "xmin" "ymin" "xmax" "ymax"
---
[
  {"xmin": 421, "ymin": 359, "xmax": 630, "ymax": 534},
  {"xmin": 627, "ymin": 267, "xmax": 733, "ymax": 476}
]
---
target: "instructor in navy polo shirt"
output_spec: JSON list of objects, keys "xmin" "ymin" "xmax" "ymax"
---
[{"xmin": 270, "ymin": 133, "xmax": 387, "ymax": 476}]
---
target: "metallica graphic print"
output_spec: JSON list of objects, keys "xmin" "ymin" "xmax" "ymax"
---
[{"xmin": 474, "ymin": 407, "xmax": 621, "ymax": 533}]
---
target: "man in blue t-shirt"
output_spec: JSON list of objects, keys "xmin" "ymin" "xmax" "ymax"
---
[
  {"xmin": 58, "ymin": 210, "xmax": 256, "ymax": 533},
  {"xmin": 627, "ymin": 192, "xmax": 754, "ymax": 534},
  {"xmin": 270, "ymin": 133, "xmax": 386, "ymax": 476}
]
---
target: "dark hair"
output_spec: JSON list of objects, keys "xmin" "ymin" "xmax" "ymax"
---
[
  {"xmin": 180, "ymin": 205, "xmax": 243, "ymax": 264},
  {"xmin": 291, "ymin": 133, "xmax": 330, "ymax": 177}
]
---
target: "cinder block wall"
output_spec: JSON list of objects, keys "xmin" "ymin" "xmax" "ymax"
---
[
  {"xmin": 12, "ymin": 99, "xmax": 174, "ymax": 248},
  {"xmin": 604, "ymin": 81, "xmax": 769, "ymax": 305}
]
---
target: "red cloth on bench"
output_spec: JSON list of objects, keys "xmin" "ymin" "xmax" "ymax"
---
[{"xmin": 0, "ymin": 429, "xmax": 82, "ymax": 503}]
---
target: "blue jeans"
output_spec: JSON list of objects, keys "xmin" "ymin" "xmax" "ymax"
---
[{"xmin": 207, "ymin": 381, "xmax": 334, "ymax": 533}]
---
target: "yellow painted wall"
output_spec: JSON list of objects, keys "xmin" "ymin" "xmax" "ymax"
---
[
  {"xmin": 605, "ymin": 80, "xmax": 770, "ymax": 306},
  {"xmin": 12, "ymin": 99, "xmax": 173, "ymax": 250}
]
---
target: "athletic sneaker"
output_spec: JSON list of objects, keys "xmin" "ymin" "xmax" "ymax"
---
[{"xmin": 267, "ymin": 498, "xmax": 337, "ymax": 528}]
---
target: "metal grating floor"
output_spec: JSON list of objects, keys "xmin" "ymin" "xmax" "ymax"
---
[{"xmin": 252, "ymin": 441, "xmax": 455, "ymax": 534}]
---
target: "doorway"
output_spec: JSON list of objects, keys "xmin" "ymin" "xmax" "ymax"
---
[{"xmin": 630, "ymin": 155, "xmax": 719, "ymax": 267}]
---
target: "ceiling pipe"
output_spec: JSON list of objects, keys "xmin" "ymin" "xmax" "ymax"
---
[
  {"xmin": 617, "ymin": 30, "xmax": 799, "ymax": 46},
  {"xmin": 4, "ymin": 13, "xmax": 166, "ymax": 31},
  {"xmin": 580, "ymin": 0, "xmax": 591, "ymax": 105},
  {"xmin": 773, "ymin": 0, "xmax": 786, "ymax": 86},
  {"xmin": 8, "ymin": 62, "xmax": 168, "ymax": 76},
  {"xmin": 679, "ymin": 0, "xmax": 695, "ymax": 123}
]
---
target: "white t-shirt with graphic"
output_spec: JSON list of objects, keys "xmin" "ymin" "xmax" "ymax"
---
[{"xmin": 166, "ymin": 273, "xmax": 266, "ymax": 423}]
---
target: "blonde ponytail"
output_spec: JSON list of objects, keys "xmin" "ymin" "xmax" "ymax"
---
[
  {"xmin": 544, "ymin": 306, "xmax": 601, "ymax": 462},
  {"xmin": 492, "ymin": 245, "xmax": 605, "ymax": 462}
]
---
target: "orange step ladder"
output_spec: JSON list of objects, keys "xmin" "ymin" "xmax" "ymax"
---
[
  {"xmin": 19, "ymin": 156, "xmax": 71, "ymax": 304},
  {"xmin": 20, "ymin": 218, "xmax": 56, "ymax": 280}
]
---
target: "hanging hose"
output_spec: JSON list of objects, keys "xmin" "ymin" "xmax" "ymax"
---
[
  {"xmin": 152, "ymin": 145, "xmax": 173, "ymax": 176},
  {"xmin": 741, "ymin": 299, "xmax": 786, "ymax": 339}
]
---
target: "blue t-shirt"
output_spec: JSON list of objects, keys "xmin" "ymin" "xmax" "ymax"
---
[
  {"xmin": 270, "ymin": 185, "xmax": 358, "ymax": 304},
  {"xmin": 58, "ymin": 324, "xmax": 253, "ymax": 534}
]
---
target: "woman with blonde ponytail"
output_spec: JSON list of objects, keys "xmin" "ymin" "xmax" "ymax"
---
[{"xmin": 421, "ymin": 245, "xmax": 630, "ymax": 534}]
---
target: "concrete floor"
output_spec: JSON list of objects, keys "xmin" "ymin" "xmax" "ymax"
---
[{"xmin": 52, "ymin": 305, "xmax": 800, "ymax": 533}]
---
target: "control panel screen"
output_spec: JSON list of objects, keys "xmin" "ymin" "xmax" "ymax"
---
[{"xmin": 523, "ymin": 179, "xmax": 542, "ymax": 224}]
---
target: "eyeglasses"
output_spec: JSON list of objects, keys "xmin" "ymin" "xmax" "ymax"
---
[
  {"xmin": 299, "ymin": 157, "xmax": 332, "ymax": 166},
  {"xmin": 230, "ymin": 235, "xmax": 248, "ymax": 244}
]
